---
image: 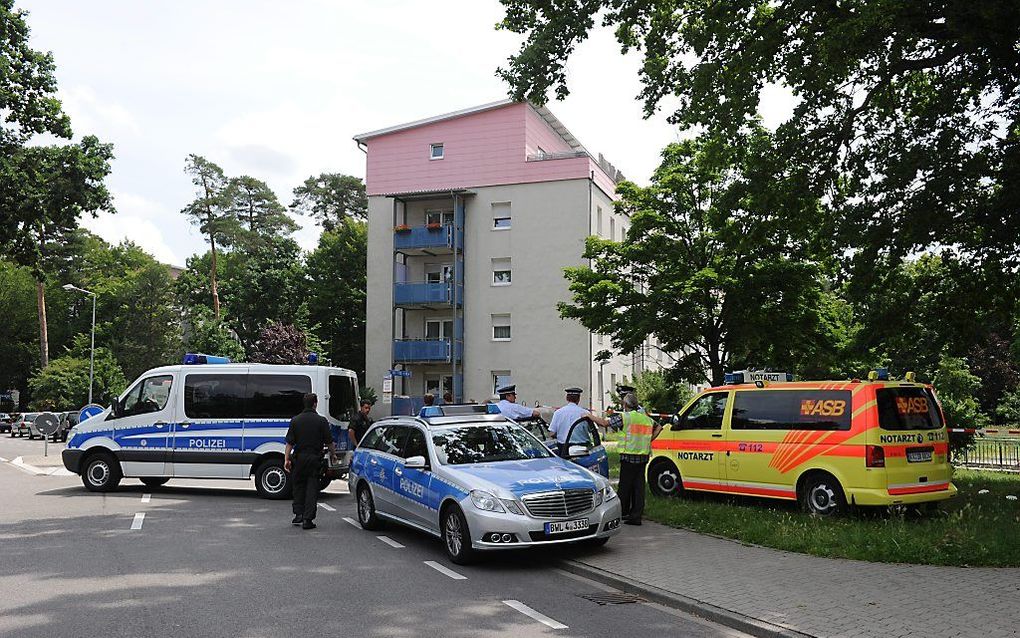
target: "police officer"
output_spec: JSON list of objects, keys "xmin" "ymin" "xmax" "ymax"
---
[
  {"xmin": 548, "ymin": 387, "xmax": 608, "ymax": 455},
  {"xmin": 348, "ymin": 399, "xmax": 373, "ymax": 448},
  {"xmin": 616, "ymin": 392, "xmax": 662, "ymax": 525},
  {"xmin": 495, "ymin": 385, "xmax": 541, "ymax": 420},
  {"xmin": 284, "ymin": 393, "xmax": 337, "ymax": 530}
]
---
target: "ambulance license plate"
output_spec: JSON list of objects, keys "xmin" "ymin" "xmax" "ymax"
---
[
  {"xmin": 545, "ymin": 518, "xmax": 589, "ymax": 535},
  {"xmin": 907, "ymin": 448, "xmax": 933, "ymax": 463}
]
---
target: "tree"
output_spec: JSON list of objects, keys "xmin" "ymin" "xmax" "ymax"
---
[
  {"xmin": 996, "ymin": 387, "xmax": 1020, "ymax": 426},
  {"xmin": 249, "ymin": 322, "xmax": 311, "ymax": 365},
  {"xmin": 633, "ymin": 370, "xmax": 694, "ymax": 414},
  {"xmin": 933, "ymin": 355, "xmax": 989, "ymax": 455},
  {"xmin": 559, "ymin": 130, "xmax": 835, "ymax": 385},
  {"xmin": 181, "ymin": 155, "xmax": 235, "ymax": 319},
  {"xmin": 181, "ymin": 306, "xmax": 245, "ymax": 362},
  {"xmin": 497, "ymin": 1, "xmax": 1020, "ymax": 272},
  {"xmin": 304, "ymin": 219, "xmax": 367, "ymax": 377},
  {"xmin": 0, "ymin": 261, "xmax": 40, "ymax": 400},
  {"xmin": 222, "ymin": 175, "xmax": 297, "ymax": 246},
  {"xmin": 27, "ymin": 335, "xmax": 126, "ymax": 410},
  {"xmin": 291, "ymin": 173, "xmax": 367, "ymax": 229}
]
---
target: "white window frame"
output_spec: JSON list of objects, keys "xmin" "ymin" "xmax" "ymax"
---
[
  {"xmin": 425, "ymin": 263, "xmax": 453, "ymax": 284},
  {"xmin": 425, "ymin": 318, "xmax": 453, "ymax": 340},
  {"xmin": 491, "ymin": 314, "xmax": 511, "ymax": 342},
  {"xmin": 596, "ymin": 206, "xmax": 603, "ymax": 236},
  {"xmin": 430, "ymin": 143, "xmax": 444, "ymax": 160},
  {"xmin": 425, "ymin": 375, "xmax": 453, "ymax": 396},
  {"xmin": 492, "ymin": 202, "xmax": 511, "ymax": 231},
  {"xmin": 491, "ymin": 258, "xmax": 511, "ymax": 286},
  {"xmin": 609, "ymin": 217, "xmax": 616, "ymax": 242},
  {"xmin": 426, "ymin": 209, "xmax": 454, "ymax": 226}
]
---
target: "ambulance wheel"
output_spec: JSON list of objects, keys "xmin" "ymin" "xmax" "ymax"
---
[
  {"xmin": 357, "ymin": 484, "xmax": 383, "ymax": 531},
  {"xmin": 141, "ymin": 477, "xmax": 169, "ymax": 488},
  {"xmin": 649, "ymin": 459, "xmax": 683, "ymax": 498},
  {"xmin": 441, "ymin": 505, "xmax": 475, "ymax": 565},
  {"xmin": 82, "ymin": 452, "xmax": 122, "ymax": 493},
  {"xmin": 800, "ymin": 472, "xmax": 846, "ymax": 516},
  {"xmin": 255, "ymin": 459, "xmax": 292, "ymax": 500}
]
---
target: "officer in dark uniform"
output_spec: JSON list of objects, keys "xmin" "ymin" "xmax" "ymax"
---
[{"xmin": 285, "ymin": 393, "xmax": 337, "ymax": 530}]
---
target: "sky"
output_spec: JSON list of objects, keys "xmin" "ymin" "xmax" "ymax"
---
[{"xmin": 22, "ymin": 1, "xmax": 795, "ymax": 266}]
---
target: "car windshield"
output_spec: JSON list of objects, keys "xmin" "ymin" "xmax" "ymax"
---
[
  {"xmin": 24, "ymin": 413, "xmax": 39, "ymax": 422},
  {"xmin": 431, "ymin": 423, "xmax": 553, "ymax": 465}
]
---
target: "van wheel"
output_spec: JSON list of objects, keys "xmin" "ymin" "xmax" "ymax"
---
[
  {"xmin": 357, "ymin": 484, "xmax": 383, "ymax": 530},
  {"xmin": 649, "ymin": 459, "xmax": 683, "ymax": 498},
  {"xmin": 442, "ymin": 505, "xmax": 475, "ymax": 565},
  {"xmin": 82, "ymin": 452, "xmax": 122, "ymax": 492},
  {"xmin": 141, "ymin": 477, "xmax": 170, "ymax": 488},
  {"xmin": 800, "ymin": 473, "xmax": 846, "ymax": 516},
  {"xmin": 254, "ymin": 459, "xmax": 292, "ymax": 500}
]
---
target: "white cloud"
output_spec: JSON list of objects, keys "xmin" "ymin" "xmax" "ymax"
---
[
  {"xmin": 81, "ymin": 191, "xmax": 184, "ymax": 265},
  {"xmin": 60, "ymin": 85, "xmax": 141, "ymax": 138}
]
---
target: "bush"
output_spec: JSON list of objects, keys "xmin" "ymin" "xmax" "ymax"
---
[
  {"xmin": 634, "ymin": 370, "xmax": 695, "ymax": 414},
  {"xmin": 28, "ymin": 339, "xmax": 126, "ymax": 410},
  {"xmin": 932, "ymin": 355, "xmax": 989, "ymax": 455},
  {"xmin": 996, "ymin": 386, "xmax": 1020, "ymax": 425}
]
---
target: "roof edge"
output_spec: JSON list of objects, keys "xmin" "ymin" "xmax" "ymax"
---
[{"xmin": 353, "ymin": 99, "xmax": 515, "ymax": 142}]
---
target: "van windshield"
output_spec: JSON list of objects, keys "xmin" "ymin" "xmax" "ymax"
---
[{"xmin": 876, "ymin": 387, "xmax": 943, "ymax": 431}]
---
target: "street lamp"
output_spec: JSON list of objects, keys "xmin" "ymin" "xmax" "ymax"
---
[{"xmin": 63, "ymin": 284, "xmax": 97, "ymax": 405}]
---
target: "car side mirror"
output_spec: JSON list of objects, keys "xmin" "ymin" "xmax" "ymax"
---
[
  {"xmin": 405, "ymin": 455, "xmax": 428, "ymax": 470},
  {"xmin": 567, "ymin": 445, "xmax": 590, "ymax": 458},
  {"xmin": 111, "ymin": 400, "xmax": 123, "ymax": 418},
  {"xmin": 670, "ymin": 414, "xmax": 683, "ymax": 431}
]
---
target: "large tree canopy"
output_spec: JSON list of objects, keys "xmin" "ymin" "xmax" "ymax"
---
[{"xmin": 498, "ymin": 1, "xmax": 1020, "ymax": 270}]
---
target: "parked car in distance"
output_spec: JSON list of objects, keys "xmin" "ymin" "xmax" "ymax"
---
[
  {"xmin": 0, "ymin": 413, "xmax": 12, "ymax": 433},
  {"xmin": 10, "ymin": 413, "xmax": 41, "ymax": 438},
  {"xmin": 55, "ymin": 411, "xmax": 79, "ymax": 442}
]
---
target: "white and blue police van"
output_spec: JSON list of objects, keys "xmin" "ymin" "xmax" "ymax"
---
[
  {"xmin": 349, "ymin": 404, "xmax": 622, "ymax": 565},
  {"xmin": 62, "ymin": 354, "xmax": 359, "ymax": 499}
]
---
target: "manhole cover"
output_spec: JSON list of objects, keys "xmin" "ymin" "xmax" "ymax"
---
[{"xmin": 579, "ymin": 592, "xmax": 646, "ymax": 605}]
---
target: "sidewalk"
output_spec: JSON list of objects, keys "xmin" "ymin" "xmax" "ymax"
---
[
  {"xmin": 9, "ymin": 453, "xmax": 71, "ymax": 475},
  {"xmin": 563, "ymin": 521, "xmax": 1020, "ymax": 638}
]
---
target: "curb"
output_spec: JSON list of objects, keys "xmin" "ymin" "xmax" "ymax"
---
[{"xmin": 558, "ymin": 559, "xmax": 815, "ymax": 638}]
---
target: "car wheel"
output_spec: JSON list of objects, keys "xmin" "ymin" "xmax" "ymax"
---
[
  {"xmin": 81, "ymin": 453, "xmax": 122, "ymax": 493},
  {"xmin": 356, "ymin": 484, "xmax": 383, "ymax": 530},
  {"xmin": 442, "ymin": 505, "xmax": 475, "ymax": 565},
  {"xmin": 254, "ymin": 458, "xmax": 291, "ymax": 500},
  {"xmin": 140, "ymin": 477, "xmax": 170, "ymax": 488},
  {"xmin": 648, "ymin": 459, "xmax": 683, "ymax": 498},
  {"xmin": 800, "ymin": 473, "xmax": 846, "ymax": 516}
]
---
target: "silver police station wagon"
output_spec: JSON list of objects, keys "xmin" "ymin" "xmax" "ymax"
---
[{"xmin": 348, "ymin": 405, "xmax": 622, "ymax": 564}]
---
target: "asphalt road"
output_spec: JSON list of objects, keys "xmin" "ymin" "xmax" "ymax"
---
[{"xmin": 0, "ymin": 436, "xmax": 749, "ymax": 638}]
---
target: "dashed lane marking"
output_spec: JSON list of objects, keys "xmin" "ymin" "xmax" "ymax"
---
[
  {"xmin": 141, "ymin": 494, "xmax": 151, "ymax": 503},
  {"xmin": 130, "ymin": 513, "xmax": 145, "ymax": 530},
  {"xmin": 342, "ymin": 517, "xmax": 360, "ymax": 528},
  {"xmin": 318, "ymin": 502, "xmax": 336, "ymax": 512},
  {"xmin": 424, "ymin": 560, "xmax": 467, "ymax": 580},
  {"xmin": 502, "ymin": 600, "xmax": 568, "ymax": 630},
  {"xmin": 376, "ymin": 535, "xmax": 404, "ymax": 548}
]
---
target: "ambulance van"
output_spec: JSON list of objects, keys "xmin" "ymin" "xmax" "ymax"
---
[
  {"xmin": 648, "ymin": 375, "xmax": 957, "ymax": 515},
  {"xmin": 62, "ymin": 355, "xmax": 359, "ymax": 499}
]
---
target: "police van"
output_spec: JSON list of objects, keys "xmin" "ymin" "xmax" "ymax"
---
[
  {"xmin": 62, "ymin": 354, "xmax": 359, "ymax": 499},
  {"xmin": 648, "ymin": 371, "xmax": 957, "ymax": 515}
]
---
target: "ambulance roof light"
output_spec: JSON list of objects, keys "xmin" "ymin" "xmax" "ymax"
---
[
  {"xmin": 724, "ymin": 372, "xmax": 745, "ymax": 385},
  {"xmin": 182, "ymin": 353, "xmax": 231, "ymax": 365},
  {"xmin": 905, "ymin": 371, "xmax": 916, "ymax": 382},
  {"xmin": 868, "ymin": 368, "xmax": 889, "ymax": 381}
]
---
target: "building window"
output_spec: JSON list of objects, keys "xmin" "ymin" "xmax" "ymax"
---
[
  {"xmin": 596, "ymin": 206, "xmax": 603, "ymax": 236},
  {"xmin": 597, "ymin": 332, "xmax": 604, "ymax": 345},
  {"xmin": 426, "ymin": 209, "xmax": 454, "ymax": 226},
  {"xmin": 426, "ymin": 264, "xmax": 452, "ymax": 284},
  {"xmin": 492, "ymin": 371, "xmax": 512, "ymax": 395},
  {"xmin": 609, "ymin": 217, "xmax": 616, "ymax": 242},
  {"xmin": 430, "ymin": 143, "xmax": 444, "ymax": 160},
  {"xmin": 425, "ymin": 375, "xmax": 453, "ymax": 398},
  {"xmin": 491, "ymin": 314, "xmax": 511, "ymax": 341},
  {"xmin": 492, "ymin": 258, "xmax": 511, "ymax": 286},
  {"xmin": 425, "ymin": 319, "xmax": 453, "ymax": 340},
  {"xmin": 492, "ymin": 202, "xmax": 511, "ymax": 230}
]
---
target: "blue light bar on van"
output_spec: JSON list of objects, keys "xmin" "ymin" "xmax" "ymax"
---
[
  {"xmin": 182, "ymin": 353, "xmax": 231, "ymax": 365},
  {"xmin": 875, "ymin": 367, "xmax": 889, "ymax": 381}
]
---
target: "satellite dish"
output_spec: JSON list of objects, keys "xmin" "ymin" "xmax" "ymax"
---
[{"xmin": 36, "ymin": 412, "xmax": 60, "ymax": 436}]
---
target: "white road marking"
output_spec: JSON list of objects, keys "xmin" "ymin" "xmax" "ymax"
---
[
  {"xmin": 318, "ymin": 502, "xmax": 336, "ymax": 512},
  {"xmin": 141, "ymin": 494, "xmax": 151, "ymax": 503},
  {"xmin": 130, "ymin": 513, "xmax": 145, "ymax": 530},
  {"xmin": 0, "ymin": 456, "xmax": 8, "ymax": 462},
  {"xmin": 342, "ymin": 516, "xmax": 360, "ymax": 528},
  {"xmin": 376, "ymin": 535, "xmax": 404, "ymax": 548},
  {"xmin": 423, "ymin": 560, "xmax": 467, "ymax": 580},
  {"xmin": 502, "ymin": 600, "xmax": 568, "ymax": 630}
]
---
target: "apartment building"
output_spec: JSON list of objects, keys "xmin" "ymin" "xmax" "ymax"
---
[{"xmin": 355, "ymin": 100, "xmax": 667, "ymax": 415}]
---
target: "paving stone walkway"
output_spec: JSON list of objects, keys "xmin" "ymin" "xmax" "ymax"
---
[{"xmin": 571, "ymin": 520, "xmax": 1020, "ymax": 638}]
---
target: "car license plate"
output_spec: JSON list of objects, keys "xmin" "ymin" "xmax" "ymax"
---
[
  {"xmin": 907, "ymin": 448, "xmax": 933, "ymax": 463},
  {"xmin": 545, "ymin": 518, "xmax": 589, "ymax": 535}
]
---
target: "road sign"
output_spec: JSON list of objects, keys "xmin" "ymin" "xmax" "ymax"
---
[
  {"xmin": 36, "ymin": 412, "xmax": 60, "ymax": 436},
  {"xmin": 389, "ymin": 369, "xmax": 412, "ymax": 378},
  {"xmin": 79, "ymin": 404, "xmax": 104, "ymax": 423}
]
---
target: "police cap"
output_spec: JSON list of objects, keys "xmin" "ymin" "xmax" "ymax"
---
[
  {"xmin": 496, "ymin": 384, "xmax": 516, "ymax": 395},
  {"xmin": 616, "ymin": 384, "xmax": 636, "ymax": 394},
  {"xmin": 564, "ymin": 387, "xmax": 583, "ymax": 395}
]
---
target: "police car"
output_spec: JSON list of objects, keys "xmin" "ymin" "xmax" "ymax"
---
[
  {"xmin": 348, "ymin": 404, "xmax": 622, "ymax": 564},
  {"xmin": 61, "ymin": 354, "xmax": 359, "ymax": 498}
]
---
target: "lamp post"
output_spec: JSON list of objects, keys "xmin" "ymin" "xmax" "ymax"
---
[{"xmin": 62, "ymin": 284, "xmax": 97, "ymax": 405}]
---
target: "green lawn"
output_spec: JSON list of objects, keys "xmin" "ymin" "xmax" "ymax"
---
[{"xmin": 607, "ymin": 447, "xmax": 1020, "ymax": 566}]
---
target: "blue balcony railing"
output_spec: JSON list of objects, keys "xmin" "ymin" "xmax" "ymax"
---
[
  {"xmin": 393, "ymin": 282, "xmax": 463, "ymax": 307},
  {"xmin": 393, "ymin": 339, "xmax": 462, "ymax": 363},
  {"xmin": 393, "ymin": 224, "xmax": 463, "ymax": 252}
]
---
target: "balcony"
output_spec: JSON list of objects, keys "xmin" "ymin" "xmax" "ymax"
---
[
  {"xmin": 393, "ymin": 282, "xmax": 464, "ymax": 308},
  {"xmin": 394, "ymin": 224, "xmax": 463, "ymax": 255},
  {"xmin": 393, "ymin": 339, "xmax": 462, "ymax": 364}
]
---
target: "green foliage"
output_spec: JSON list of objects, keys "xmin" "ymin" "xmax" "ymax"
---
[
  {"xmin": 996, "ymin": 387, "xmax": 1020, "ymax": 425},
  {"xmin": 932, "ymin": 355, "xmax": 988, "ymax": 455},
  {"xmin": 249, "ymin": 322, "xmax": 311, "ymax": 365},
  {"xmin": 27, "ymin": 336, "xmax": 126, "ymax": 410},
  {"xmin": 359, "ymin": 385, "xmax": 377, "ymax": 405},
  {"xmin": 291, "ymin": 172, "xmax": 367, "ymax": 229},
  {"xmin": 223, "ymin": 175, "xmax": 297, "ymax": 247},
  {"xmin": 181, "ymin": 306, "xmax": 245, "ymax": 362},
  {"xmin": 0, "ymin": 261, "xmax": 39, "ymax": 396},
  {"xmin": 633, "ymin": 370, "xmax": 693, "ymax": 414}
]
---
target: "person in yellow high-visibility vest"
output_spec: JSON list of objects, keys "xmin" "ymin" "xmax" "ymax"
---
[{"xmin": 617, "ymin": 392, "xmax": 662, "ymax": 525}]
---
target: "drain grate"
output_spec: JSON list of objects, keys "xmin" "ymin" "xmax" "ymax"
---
[{"xmin": 579, "ymin": 592, "xmax": 646, "ymax": 605}]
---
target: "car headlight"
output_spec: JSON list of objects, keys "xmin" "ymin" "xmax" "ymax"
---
[
  {"xmin": 499, "ymin": 498, "xmax": 525, "ymax": 515},
  {"xmin": 469, "ymin": 490, "xmax": 505, "ymax": 513},
  {"xmin": 602, "ymin": 484, "xmax": 617, "ymax": 503}
]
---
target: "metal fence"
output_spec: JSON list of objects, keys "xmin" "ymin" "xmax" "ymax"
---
[{"xmin": 954, "ymin": 438, "xmax": 1020, "ymax": 470}]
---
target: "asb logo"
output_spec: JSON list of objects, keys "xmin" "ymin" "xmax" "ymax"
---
[
  {"xmin": 800, "ymin": 399, "xmax": 846, "ymax": 417},
  {"xmin": 896, "ymin": 397, "xmax": 929, "ymax": 415}
]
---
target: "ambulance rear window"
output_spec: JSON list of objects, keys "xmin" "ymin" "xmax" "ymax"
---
[
  {"xmin": 732, "ymin": 390, "xmax": 851, "ymax": 431},
  {"xmin": 876, "ymin": 387, "xmax": 942, "ymax": 431}
]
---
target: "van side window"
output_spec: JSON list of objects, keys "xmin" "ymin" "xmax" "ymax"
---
[
  {"xmin": 247, "ymin": 374, "xmax": 311, "ymax": 419},
  {"xmin": 732, "ymin": 390, "xmax": 851, "ymax": 431},
  {"xmin": 328, "ymin": 374, "xmax": 358, "ymax": 422},
  {"xmin": 676, "ymin": 393, "xmax": 727, "ymax": 430},
  {"xmin": 184, "ymin": 374, "xmax": 246, "ymax": 419},
  {"xmin": 121, "ymin": 375, "xmax": 173, "ymax": 417}
]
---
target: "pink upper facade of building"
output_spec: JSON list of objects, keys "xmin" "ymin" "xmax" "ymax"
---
[{"xmin": 354, "ymin": 101, "xmax": 621, "ymax": 198}]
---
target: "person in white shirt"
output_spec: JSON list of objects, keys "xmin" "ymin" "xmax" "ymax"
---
[
  {"xmin": 495, "ymin": 385, "xmax": 540, "ymax": 420},
  {"xmin": 548, "ymin": 387, "xmax": 609, "ymax": 455}
]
